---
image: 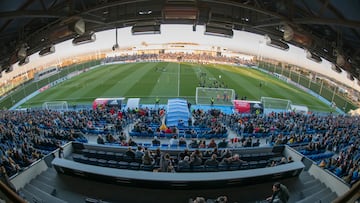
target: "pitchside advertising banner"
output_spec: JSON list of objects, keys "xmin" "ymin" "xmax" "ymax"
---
[
  {"xmin": 92, "ymin": 98, "xmax": 125, "ymax": 110},
  {"xmin": 233, "ymin": 100, "xmax": 263, "ymax": 114}
]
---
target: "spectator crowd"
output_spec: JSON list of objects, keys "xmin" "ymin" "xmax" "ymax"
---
[{"xmin": 0, "ymin": 106, "xmax": 359, "ymax": 186}]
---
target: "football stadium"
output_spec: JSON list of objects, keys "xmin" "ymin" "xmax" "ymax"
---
[{"xmin": 0, "ymin": 1, "xmax": 360, "ymax": 203}]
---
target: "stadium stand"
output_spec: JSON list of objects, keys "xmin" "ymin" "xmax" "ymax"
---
[{"xmin": 0, "ymin": 106, "xmax": 359, "ymax": 202}]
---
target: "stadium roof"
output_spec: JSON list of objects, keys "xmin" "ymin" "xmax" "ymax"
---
[{"xmin": 0, "ymin": 0, "xmax": 359, "ymax": 80}]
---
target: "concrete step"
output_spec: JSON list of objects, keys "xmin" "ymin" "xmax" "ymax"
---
[
  {"xmin": 296, "ymin": 187, "xmax": 332, "ymax": 203},
  {"xmin": 30, "ymin": 179, "xmax": 57, "ymax": 196},
  {"xmin": 302, "ymin": 179, "xmax": 319, "ymax": 188},
  {"xmin": 20, "ymin": 188, "xmax": 43, "ymax": 203},
  {"xmin": 298, "ymin": 171, "xmax": 314, "ymax": 183},
  {"xmin": 300, "ymin": 181, "xmax": 323, "ymax": 198},
  {"xmin": 321, "ymin": 191, "xmax": 337, "ymax": 203},
  {"xmin": 25, "ymin": 183, "xmax": 67, "ymax": 203},
  {"xmin": 41, "ymin": 168, "xmax": 58, "ymax": 179}
]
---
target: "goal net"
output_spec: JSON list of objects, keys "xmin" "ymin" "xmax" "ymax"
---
[
  {"xmin": 42, "ymin": 101, "xmax": 69, "ymax": 111},
  {"xmin": 260, "ymin": 97, "xmax": 292, "ymax": 114},
  {"xmin": 196, "ymin": 87, "xmax": 235, "ymax": 105}
]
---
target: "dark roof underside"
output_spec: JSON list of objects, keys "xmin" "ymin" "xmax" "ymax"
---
[{"xmin": 0, "ymin": 0, "xmax": 359, "ymax": 78}]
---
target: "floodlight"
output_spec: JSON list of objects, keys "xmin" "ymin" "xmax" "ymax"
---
[
  {"xmin": 204, "ymin": 25, "xmax": 233, "ymax": 38},
  {"xmin": 131, "ymin": 24, "xmax": 161, "ymax": 35},
  {"xmin": 72, "ymin": 32, "xmax": 96, "ymax": 45},
  {"xmin": 265, "ymin": 35, "xmax": 289, "ymax": 51},
  {"xmin": 347, "ymin": 73, "xmax": 355, "ymax": 81},
  {"xmin": 4, "ymin": 65, "xmax": 13, "ymax": 73},
  {"xmin": 39, "ymin": 45, "xmax": 55, "ymax": 56},
  {"xmin": 18, "ymin": 56, "xmax": 29, "ymax": 66},
  {"xmin": 306, "ymin": 50, "xmax": 322, "ymax": 63},
  {"xmin": 331, "ymin": 64, "xmax": 342, "ymax": 73}
]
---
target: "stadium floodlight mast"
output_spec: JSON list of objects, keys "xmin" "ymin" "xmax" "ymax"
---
[{"xmin": 112, "ymin": 27, "xmax": 119, "ymax": 51}]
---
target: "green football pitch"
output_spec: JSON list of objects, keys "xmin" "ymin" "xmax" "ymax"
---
[{"xmin": 23, "ymin": 62, "xmax": 333, "ymax": 112}]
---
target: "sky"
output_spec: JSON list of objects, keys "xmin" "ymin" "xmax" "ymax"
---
[{"xmin": 2, "ymin": 24, "xmax": 359, "ymax": 91}]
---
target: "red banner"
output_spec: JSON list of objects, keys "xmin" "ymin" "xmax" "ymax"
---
[{"xmin": 234, "ymin": 100, "xmax": 251, "ymax": 113}]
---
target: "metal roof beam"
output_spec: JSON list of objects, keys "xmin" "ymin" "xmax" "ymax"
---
[
  {"xmin": 253, "ymin": 17, "xmax": 360, "ymax": 30},
  {"xmin": 0, "ymin": 11, "xmax": 63, "ymax": 19}
]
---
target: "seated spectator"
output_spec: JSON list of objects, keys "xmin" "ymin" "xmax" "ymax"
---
[
  {"xmin": 120, "ymin": 140, "xmax": 129, "ymax": 146},
  {"xmin": 105, "ymin": 133, "xmax": 116, "ymax": 143},
  {"xmin": 128, "ymin": 138, "xmax": 137, "ymax": 146},
  {"xmin": 192, "ymin": 197, "xmax": 206, "ymax": 203},
  {"xmin": 189, "ymin": 153, "xmax": 202, "ymax": 167},
  {"xmin": 220, "ymin": 149, "xmax": 232, "ymax": 159},
  {"xmin": 142, "ymin": 150, "xmax": 154, "ymax": 165},
  {"xmin": 152, "ymin": 148, "xmax": 162, "ymax": 165},
  {"xmin": 215, "ymin": 196, "xmax": 228, "ymax": 203},
  {"xmin": 217, "ymin": 138, "xmax": 228, "ymax": 148},
  {"xmin": 229, "ymin": 137, "xmax": 241, "ymax": 148},
  {"xmin": 179, "ymin": 137, "xmax": 187, "ymax": 146},
  {"xmin": 97, "ymin": 135, "xmax": 105, "ymax": 144},
  {"xmin": 169, "ymin": 135, "xmax": 179, "ymax": 146},
  {"xmin": 198, "ymin": 140, "xmax": 206, "ymax": 148},
  {"xmin": 135, "ymin": 146, "xmax": 144, "ymax": 159},
  {"xmin": 159, "ymin": 153, "xmax": 174, "ymax": 172},
  {"xmin": 204, "ymin": 154, "xmax": 219, "ymax": 167},
  {"xmin": 243, "ymin": 137, "xmax": 253, "ymax": 147},
  {"xmin": 228, "ymin": 154, "xmax": 246, "ymax": 166},
  {"xmin": 208, "ymin": 138, "xmax": 217, "ymax": 148},
  {"xmin": 164, "ymin": 127, "xmax": 173, "ymax": 134},
  {"xmin": 252, "ymin": 139, "xmax": 260, "ymax": 147},
  {"xmin": 118, "ymin": 132, "xmax": 127, "ymax": 142},
  {"xmin": 152, "ymin": 136, "xmax": 160, "ymax": 146},
  {"xmin": 125, "ymin": 147, "xmax": 135, "ymax": 159},
  {"xmin": 179, "ymin": 149, "xmax": 191, "ymax": 161},
  {"xmin": 189, "ymin": 139, "xmax": 199, "ymax": 148},
  {"xmin": 178, "ymin": 156, "xmax": 190, "ymax": 169}
]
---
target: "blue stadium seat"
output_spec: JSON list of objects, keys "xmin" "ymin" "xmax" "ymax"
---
[
  {"xmin": 118, "ymin": 161, "xmax": 129, "ymax": 169},
  {"xmin": 107, "ymin": 160, "xmax": 118, "ymax": 168}
]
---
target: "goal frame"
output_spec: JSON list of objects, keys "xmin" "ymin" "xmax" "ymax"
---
[
  {"xmin": 196, "ymin": 87, "xmax": 235, "ymax": 106},
  {"xmin": 42, "ymin": 101, "xmax": 69, "ymax": 111},
  {"xmin": 260, "ymin": 97, "xmax": 292, "ymax": 113}
]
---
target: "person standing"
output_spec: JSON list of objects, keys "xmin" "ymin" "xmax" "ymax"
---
[{"xmin": 266, "ymin": 182, "xmax": 290, "ymax": 203}]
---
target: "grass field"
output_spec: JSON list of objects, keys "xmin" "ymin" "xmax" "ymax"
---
[{"xmin": 22, "ymin": 62, "xmax": 334, "ymax": 112}]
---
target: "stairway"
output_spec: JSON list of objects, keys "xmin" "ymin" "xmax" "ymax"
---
[
  {"xmin": 17, "ymin": 165, "xmax": 338, "ymax": 203},
  {"xmin": 290, "ymin": 171, "xmax": 338, "ymax": 203},
  {"xmin": 19, "ymin": 168, "xmax": 67, "ymax": 203}
]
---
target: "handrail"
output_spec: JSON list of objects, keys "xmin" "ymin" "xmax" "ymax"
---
[
  {"xmin": 0, "ymin": 181, "xmax": 27, "ymax": 203},
  {"xmin": 332, "ymin": 180, "xmax": 360, "ymax": 203}
]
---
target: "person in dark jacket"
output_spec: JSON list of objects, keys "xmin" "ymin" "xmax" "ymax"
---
[{"xmin": 266, "ymin": 182, "xmax": 290, "ymax": 203}]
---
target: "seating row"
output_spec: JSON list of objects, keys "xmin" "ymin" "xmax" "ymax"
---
[
  {"xmin": 72, "ymin": 154, "xmax": 272, "ymax": 172},
  {"xmin": 80, "ymin": 148, "xmax": 281, "ymax": 164},
  {"xmin": 129, "ymin": 131, "xmax": 228, "ymax": 139}
]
